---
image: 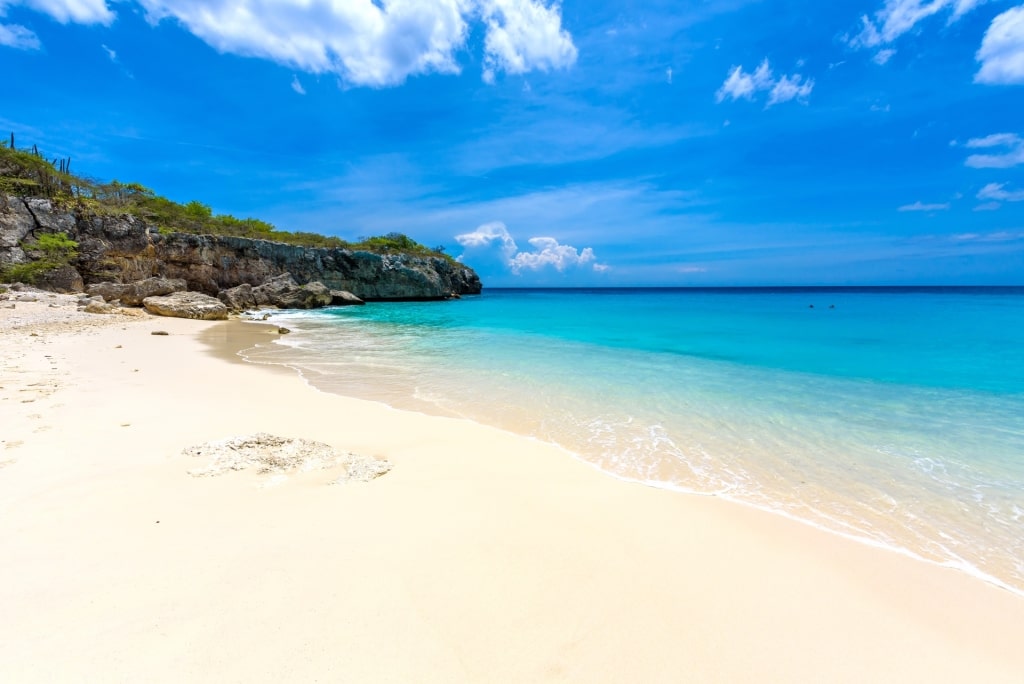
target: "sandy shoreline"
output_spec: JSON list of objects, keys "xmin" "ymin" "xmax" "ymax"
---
[{"xmin": 2, "ymin": 296, "xmax": 1023, "ymax": 682}]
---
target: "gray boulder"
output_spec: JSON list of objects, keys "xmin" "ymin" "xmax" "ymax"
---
[
  {"xmin": 330, "ymin": 289, "xmax": 365, "ymax": 306},
  {"xmin": 217, "ymin": 283, "xmax": 257, "ymax": 311},
  {"xmin": 87, "ymin": 277, "xmax": 187, "ymax": 306},
  {"xmin": 143, "ymin": 291, "xmax": 228, "ymax": 320},
  {"xmin": 84, "ymin": 300, "xmax": 116, "ymax": 314}
]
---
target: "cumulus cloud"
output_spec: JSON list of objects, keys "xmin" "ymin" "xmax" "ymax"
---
[
  {"xmin": 716, "ymin": 59, "xmax": 813, "ymax": 107},
  {"xmin": 975, "ymin": 6, "xmax": 1024, "ymax": 85},
  {"xmin": 455, "ymin": 221, "xmax": 607, "ymax": 275},
  {"xmin": 964, "ymin": 133, "xmax": 1024, "ymax": 168},
  {"xmin": 847, "ymin": 0, "xmax": 987, "ymax": 62},
  {"xmin": 129, "ymin": 0, "xmax": 575, "ymax": 87},
  {"xmin": 977, "ymin": 182, "xmax": 1024, "ymax": 201},
  {"xmin": 898, "ymin": 201, "xmax": 951, "ymax": 211},
  {"xmin": 480, "ymin": 0, "xmax": 577, "ymax": 84}
]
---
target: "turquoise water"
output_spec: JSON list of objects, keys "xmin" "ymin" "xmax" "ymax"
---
[{"xmin": 240, "ymin": 288, "xmax": 1024, "ymax": 593}]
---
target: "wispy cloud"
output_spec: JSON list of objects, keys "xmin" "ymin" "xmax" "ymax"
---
[
  {"xmin": 290, "ymin": 75, "xmax": 306, "ymax": 95},
  {"xmin": 975, "ymin": 6, "xmax": 1024, "ymax": 85},
  {"xmin": 846, "ymin": 1, "xmax": 988, "ymax": 63},
  {"xmin": 0, "ymin": 22, "xmax": 39, "ymax": 50},
  {"xmin": 977, "ymin": 182, "xmax": 1024, "ymax": 202},
  {"xmin": 716, "ymin": 59, "xmax": 813, "ymax": 107},
  {"xmin": 964, "ymin": 133, "xmax": 1024, "ymax": 168},
  {"xmin": 898, "ymin": 201, "xmax": 951, "ymax": 212},
  {"xmin": 1, "ymin": 0, "xmax": 113, "ymax": 50}
]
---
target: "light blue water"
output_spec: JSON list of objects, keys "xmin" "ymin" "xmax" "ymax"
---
[{"xmin": 240, "ymin": 288, "xmax": 1024, "ymax": 593}]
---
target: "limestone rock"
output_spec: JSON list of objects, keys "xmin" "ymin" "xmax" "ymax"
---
[
  {"xmin": 84, "ymin": 300, "xmax": 116, "ymax": 314},
  {"xmin": 87, "ymin": 277, "xmax": 187, "ymax": 306},
  {"xmin": 143, "ymin": 291, "xmax": 228, "ymax": 320},
  {"xmin": 330, "ymin": 289, "xmax": 365, "ymax": 306}
]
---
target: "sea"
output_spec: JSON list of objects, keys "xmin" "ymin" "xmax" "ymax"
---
[{"xmin": 238, "ymin": 287, "xmax": 1024, "ymax": 594}]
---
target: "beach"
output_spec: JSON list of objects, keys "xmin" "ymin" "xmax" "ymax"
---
[{"xmin": 2, "ymin": 295, "xmax": 1023, "ymax": 682}]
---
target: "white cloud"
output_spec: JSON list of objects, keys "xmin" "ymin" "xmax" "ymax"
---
[
  {"xmin": 977, "ymin": 182, "xmax": 1024, "ymax": 201},
  {"xmin": 0, "ymin": 0, "xmax": 114, "ymax": 25},
  {"xmin": 847, "ymin": 1, "xmax": 987, "ymax": 61},
  {"xmin": 0, "ymin": 22, "xmax": 39, "ymax": 49},
  {"xmin": 964, "ymin": 132, "xmax": 1024, "ymax": 168},
  {"xmin": 131, "ymin": 0, "xmax": 575, "ymax": 88},
  {"xmin": 0, "ymin": 0, "xmax": 112, "ymax": 49},
  {"xmin": 290, "ymin": 75, "xmax": 306, "ymax": 95},
  {"xmin": 480, "ymin": 0, "xmax": 577, "ymax": 83},
  {"xmin": 665, "ymin": 67, "xmax": 672, "ymax": 84},
  {"xmin": 716, "ymin": 59, "xmax": 813, "ymax": 107},
  {"xmin": 898, "ymin": 201, "xmax": 951, "ymax": 211},
  {"xmin": 101, "ymin": 43, "xmax": 115, "ymax": 60},
  {"xmin": 873, "ymin": 48, "xmax": 896, "ymax": 65},
  {"xmin": 455, "ymin": 221, "xmax": 607, "ymax": 274},
  {"xmin": 975, "ymin": 6, "xmax": 1024, "ymax": 85},
  {"xmin": 510, "ymin": 236, "xmax": 598, "ymax": 273},
  {"xmin": 973, "ymin": 201, "xmax": 1002, "ymax": 211}
]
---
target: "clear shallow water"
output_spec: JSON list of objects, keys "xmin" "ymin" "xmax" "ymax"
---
[{"xmin": 240, "ymin": 288, "xmax": 1024, "ymax": 593}]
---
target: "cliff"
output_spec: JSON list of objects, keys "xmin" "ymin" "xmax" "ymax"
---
[{"xmin": 0, "ymin": 196, "xmax": 482, "ymax": 300}]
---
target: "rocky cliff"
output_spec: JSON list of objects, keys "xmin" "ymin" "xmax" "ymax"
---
[{"xmin": 0, "ymin": 196, "xmax": 482, "ymax": 300}]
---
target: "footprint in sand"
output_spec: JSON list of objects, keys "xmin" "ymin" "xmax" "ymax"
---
[{"xmin": 4, "ymin": 440, "xmax": 24, "ymax": 450}]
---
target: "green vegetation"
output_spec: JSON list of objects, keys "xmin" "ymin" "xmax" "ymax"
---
[
  {"xmin": 1, "ymin": 134, "xmax": 455, "ymax": 260},
  {"xmin": 1, "ymin": 231, "xmax": 79, "ymax": 284}
]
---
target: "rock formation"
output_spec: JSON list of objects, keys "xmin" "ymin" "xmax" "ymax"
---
[{"xmin": 0, "ymin": 196, "xmax": 482, "ymax": 300}]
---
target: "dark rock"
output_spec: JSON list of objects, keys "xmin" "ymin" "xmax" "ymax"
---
[
  {"xmin": 143, "ymin": 292, "xmax": 228, "ymax": 320},
  {"xmin": 330, "ymin": 290, "xmax": 365, "ymax": 306},
  {"xmin": 34, "ymin": 266, "xmax": 85, "ymax": 294},
  {"xmin": 277, "ymin": 327, "xmax": 291, "ymax": 334},
  {"xmin": 151, "ymin": 330, "xmax": 169, "ymax": 336}
]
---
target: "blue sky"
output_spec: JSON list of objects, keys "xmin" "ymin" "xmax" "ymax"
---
[{"xmin": 2, "ymin": 0, "xmax": 1023, "ymax": 286}]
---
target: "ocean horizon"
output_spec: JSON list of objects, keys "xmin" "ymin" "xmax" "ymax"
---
[{"xmin": 239, "ymin": 286, "xmax": 1024, "ymax": 595}]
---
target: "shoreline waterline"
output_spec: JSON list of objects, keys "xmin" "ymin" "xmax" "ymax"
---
[{"xmin": 224, "ymin": 287, "xmax": 1024, "ymax": 597}]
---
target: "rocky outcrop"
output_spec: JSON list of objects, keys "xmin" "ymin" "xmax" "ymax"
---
[
  {"xmin": 87, "ymin": 277, "xmax": 187, "ymax": 306},
  {"xmin": 0, "ymin": 196, "xmax": 482, "ymax": 300},
  {"xmin": 143, "ymin": 291, "xmax": 228, "ymax": 320},
  {"xmin": 217, "ymin": 274, "xmax": 338, "ymax": 311}
]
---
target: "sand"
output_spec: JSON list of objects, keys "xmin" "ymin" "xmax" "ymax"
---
[{"xmin": 1, "ymin": 294, "xmax": 1023, "ymax": 682}]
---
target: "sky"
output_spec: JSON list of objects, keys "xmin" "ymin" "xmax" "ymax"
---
[{"xmin": 2, "ymin": 0, "xmax": 1023, "ymax": 286}]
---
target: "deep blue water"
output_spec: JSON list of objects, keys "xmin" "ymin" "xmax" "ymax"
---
[{"xmin": 241, "ymin": 287, "xmax": 1024, "ymax": 593}]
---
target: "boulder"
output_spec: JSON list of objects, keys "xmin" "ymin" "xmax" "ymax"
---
[
  {"xmin": 34, "ymin": 266, "xmax": 85, "ymax": 294},
  {"xmin": 330, "ymin": 289, "xmax": 365, "ymax": 306},
  {"xmin": 143, "ymin": 291, "xmax": 228, "ymax": 320},
  {"xmin": 87, "ymin": 277, "xmax": 187, "ymax": 306},
  {"xmin": 276, "ymin": 280, "xmax": 333, "ymax": 309},
  {"xmin": 217, "ymin": 283, "xmax": 257, "ymax": 311},
  {"xmin": 242, "ymin": 274, "xmax": 334, "ymax": 310}
]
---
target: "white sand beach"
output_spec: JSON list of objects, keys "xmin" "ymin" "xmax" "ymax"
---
[{"xmin": 2, "ymin": 294, "xmax": 1023, "ymax": 682}]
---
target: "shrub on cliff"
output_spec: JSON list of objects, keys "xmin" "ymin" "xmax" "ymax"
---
[{"xmin": 1, "ymin": 232, "xmax": 79, "ymax": 284}]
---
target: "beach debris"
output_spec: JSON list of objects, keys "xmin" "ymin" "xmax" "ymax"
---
[
  {"xmin": 183, "ymin": 433, "xmax": 391, "ymax": 483},
  {"xmin": 143, "ymin": 291, "xmax": 228, "ymax": 320},
  {"xmin": 151, "ymin": 330, "xmax": 169, "ymax": 336}
]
